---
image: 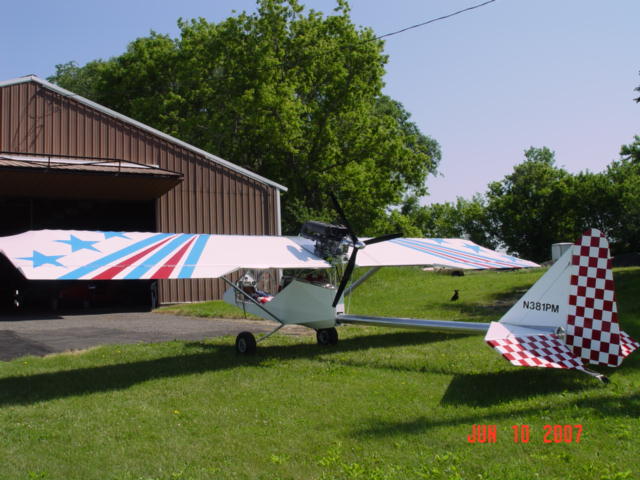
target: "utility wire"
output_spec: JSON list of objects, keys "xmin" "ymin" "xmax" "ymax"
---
[{"xmin": 374, "ymin": 0, "xmax": 497, "ymax": 41}]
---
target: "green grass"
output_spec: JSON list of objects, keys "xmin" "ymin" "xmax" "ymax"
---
[
  {"xmin": 156, "ymin": 298, "xmax": 261, "ymax": 320},
  {"xmin": 154, "ymin": 267, "xmax": 544, "ymax": 323},
  {"xmin": 1, "ymin": 267, "xmax": 639, "ymax": 480},
  {"xmin": 348, "ymin": 266, "xmax": 546, "ymax": 322}
]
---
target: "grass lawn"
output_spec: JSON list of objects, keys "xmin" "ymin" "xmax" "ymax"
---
[
  {"xmin": 156, "ymin": 298, "xmax": 262, "ymax": 320},
  {"xmin": 1, "ymin": 267, "xmax": 639, "ymax": 480}
]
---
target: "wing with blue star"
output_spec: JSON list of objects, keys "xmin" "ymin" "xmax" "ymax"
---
[
  {"xmin": 0, "ymin": 230, "xmax": 331, "ymax": 280},
  {"xmin": 0, "ymin": 230, "xmax": 538, "ymax": 280}
]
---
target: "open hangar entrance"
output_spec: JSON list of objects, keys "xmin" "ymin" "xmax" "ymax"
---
[
  {"xmin": 0, "ymin": 152, "xmax": 182, "ymax": 312},
  {"xmin": 1, "ymin": 75, "xmax": 286, "ymax": 307}
]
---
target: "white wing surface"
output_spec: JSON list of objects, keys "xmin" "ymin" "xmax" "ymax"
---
[
  {"xmin": 0, "ymin": 230, "xmax": 537, "ymax": 281},
  {"xmin": 0, "ymin": 230, "xmax": 330, "ymax": 280},
  {"xmin": 354, "ymin": 237, "xmax": 539, "ymax": 269}
]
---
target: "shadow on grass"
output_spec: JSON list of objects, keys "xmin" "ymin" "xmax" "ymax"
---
[
  {"xmin": 2, "ymin": 326, "xmax": 636, "ymax": 410},
  {"xmin": 0, "ymin": 330, "xmax": 459, "ymax": 407},
  {"xmin": 350, "ymin": 390, "xmax": 640, "ymax": 439},
  {"xmin": 349, "ymin": 359, "xmax": 640, "ymax": 438},
  {"xmin": 441, "ymin": 369, "xmax": 594, "ymax": 406}
]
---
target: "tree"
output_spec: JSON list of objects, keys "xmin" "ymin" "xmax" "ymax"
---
[
  {"xmin": 48, "ymin": 60, "xmax": 109, "ymax": 100},
  {"xmin": 620, "ymin": 135, "xmax": 640, "ymax": 163},
  {"xmin": 394, "ymin": 194, "xmax": 497, "ymax": 248},
  {"xmin": 49, "ymin": 0, "xmax": 440, "ymax": 234},
  {"xmin": 577, "ymin": 136, "xmax": 640, "ymax": 253},
  {"xmin": 485, "ymin": 147, "xmax": 575, "ymax": 262},
  {"xmin": 569, "ymin": 170, "xmax": 618, "ymax": 238},
  {"xmin": 601, "ymin": 157, "xmax": 640, "ymax": 252}
]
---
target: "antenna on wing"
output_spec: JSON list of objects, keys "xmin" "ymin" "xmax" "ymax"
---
[{"xmin": 329, "ymin": 193, "xmax": 402, "ymax": 307}]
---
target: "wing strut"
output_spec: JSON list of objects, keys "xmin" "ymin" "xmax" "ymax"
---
[{"xmin": 343, "ymin": 266, "xmax": 381, "ymax": 297}]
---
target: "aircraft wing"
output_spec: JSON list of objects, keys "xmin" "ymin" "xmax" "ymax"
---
[
  {"xmin": 0, "ymin": 230, "xmax": 331, "ymax": 280},
  {"xmin": 0, "ymin": 230, "xmax": 537, "ymax": 281},
  {"xmin": 353, "ymin": 237, "xmax": 539, "ymax": 269}
]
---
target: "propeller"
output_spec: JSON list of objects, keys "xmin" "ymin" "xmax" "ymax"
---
[{"xmin": 329, "ymin": 193, "xmax": 402, "ymax": 307}]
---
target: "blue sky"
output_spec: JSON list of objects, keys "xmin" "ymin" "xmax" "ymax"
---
[{"xmin": 1, "ymin": 0, "xmax": 638, "ymax": 204}]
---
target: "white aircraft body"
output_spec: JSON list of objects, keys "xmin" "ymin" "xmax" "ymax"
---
[{"xmin": 0, "ymin": 211, "xmax": 637, "ymax": 382}]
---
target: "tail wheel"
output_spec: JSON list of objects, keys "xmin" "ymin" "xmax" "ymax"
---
[
  {"xmin": 235, "ymin": 331, "xmax": 257, "ymax": 354},
  {"xmin": 316, "ymin": 327, "xmax": 338, "ymax": 346}
]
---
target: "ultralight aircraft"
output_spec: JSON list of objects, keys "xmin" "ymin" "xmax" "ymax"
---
[{"xmin": 0, "ymin": 196, "xmax": 636, "ymax": 382}]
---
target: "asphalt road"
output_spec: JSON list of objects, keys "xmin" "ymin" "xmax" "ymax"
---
[{"xmin": 0, "ymin": 310, "xmax": 309, "ymax": 361}]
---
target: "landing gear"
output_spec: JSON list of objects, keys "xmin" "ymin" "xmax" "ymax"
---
[
  {"xmin": 235, "ymin": 331, "xmax": 257, "ymax": 354},
  {"xmin": 316, "ymin": 327, "xmax": 338, "ymax": 346}
]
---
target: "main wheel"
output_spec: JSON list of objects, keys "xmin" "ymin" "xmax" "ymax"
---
[
  {"xmin": 235, "ymin": 331, "xmax": 257, "ymax": 354},
  {"xmin": 316, "ymin": 327, "xmax": 338, "ymax": 346}
]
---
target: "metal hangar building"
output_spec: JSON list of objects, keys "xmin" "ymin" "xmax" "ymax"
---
[{"xmin": 0, "ymin": 75, "xmax": 286, "ymax": 306}]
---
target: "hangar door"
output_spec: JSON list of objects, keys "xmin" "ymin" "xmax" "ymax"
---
[{"xmin": 0, "ymin": 153, "xmax": 182, "ymax": 311}]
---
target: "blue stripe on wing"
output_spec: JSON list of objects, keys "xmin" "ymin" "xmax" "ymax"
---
[
  {"xmin": 58, "ymin": 233, "xmax": 173, "ymax": 280},
  {"xmin": 392, "ymin": 238, "xmax": 526, "ymax": 268},
  {"xmin": 178, "ymin": 234, "xmax": 210, "ymax": 278},
  {"xmin": 124, "ymin": 234, "xmax": 195, "ymax": 279}
]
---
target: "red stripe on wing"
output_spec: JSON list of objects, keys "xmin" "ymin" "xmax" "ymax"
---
[
  {"xmin": 92, "ymin": 236, "xmax": 175, "ymax": 280},
  {"xmin": 150, "ymin": 236, "xmax": 197, "ymax": 279}
]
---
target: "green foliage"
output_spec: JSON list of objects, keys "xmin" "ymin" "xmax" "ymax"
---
[
  {"xmin": 482, "ymin": 141, "xmax": 640, "ymax": 259},
  {"xmin": 48, "ymin": 0, "xmax": 440, "ymax": 234},
  {"xmin": 50, "ymin": 60, "xmax": 109, "ymax": 100},
  {"xmin": 390, "ymin": 136, "xmax": 640, "ymax": 261},
  {"xmin": 373, "ymin": 209, "xmax": 424, "ymax": 238},
  {"xmin": 373, "ymin": 136, "xmax": 640, "ymax": 262},
  {"xmin": 155, "ymin": 300, "xmax": 261, "ymax": 319},
  {"xmin": 601, "ymin": 155, "xmax": 640, "ymax": 252},
  {"xmin": 401, "ymin": 194, "xmax": 497, "ymax": 248},
  {"xmin": 619, "ymin": 134, "xmax": 640, "ymax": 163},
  {"xmin": 484, "ymin": 147, "xmax": 575, "ymax": 261}
]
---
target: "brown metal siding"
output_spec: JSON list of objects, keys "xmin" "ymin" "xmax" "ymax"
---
[{"xmin": 0, "ymin": 80, "xmax": 280, "ymax": 303}]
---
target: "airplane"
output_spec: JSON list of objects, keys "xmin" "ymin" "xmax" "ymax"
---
[{"xmin": 0, "ymin": 196, "xmax": 637, "ymax": 383}]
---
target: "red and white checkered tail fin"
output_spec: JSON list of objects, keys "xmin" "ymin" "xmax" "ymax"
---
[
  {"xmin": 486, "ymin": 228, "xmax": 638, "ymax": 376},
  {"xmin": 565, "ymin": 228, "xmax": 638, "ymax": 366}
]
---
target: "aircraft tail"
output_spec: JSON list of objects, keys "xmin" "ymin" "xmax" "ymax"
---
[{"xmin": 485, "ymin": 229, "xmax": 639, "ymax": 375}]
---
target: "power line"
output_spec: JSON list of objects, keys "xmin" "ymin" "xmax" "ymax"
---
[{"xmin": 374, "ymin": 0, "xmax": 497, "ymax": 41}]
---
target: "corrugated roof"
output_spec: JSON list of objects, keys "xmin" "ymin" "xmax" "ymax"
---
[
  {"xmin": 0, "ymin": 153, "xmax": 183, "ymax": 200},
  {"xmin": 0, "ymin": 153, "xmax": 182, "ymax": 177},
  {"xmin": 0, "ymin": 75, "xmax": 288, "ymax": 192}
]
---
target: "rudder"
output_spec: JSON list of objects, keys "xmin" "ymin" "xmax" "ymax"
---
[{"xmin": 565, "ymin": 229, "xmax": 638, "ymax": 366}]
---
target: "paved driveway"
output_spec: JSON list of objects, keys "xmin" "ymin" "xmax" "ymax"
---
[{"xmin": 0, "ymin": 310, "xmax": 309, "ymax": 361}]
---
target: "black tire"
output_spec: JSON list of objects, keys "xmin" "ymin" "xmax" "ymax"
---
[
  {"xmin": 316, "ymin": 327, "xmax": 338, "ymax": 346},
  {"xmin": 235, "ymin": 331, "xmax": 257, "ymax": 354}
]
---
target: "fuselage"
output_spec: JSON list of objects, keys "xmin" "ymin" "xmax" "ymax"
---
[{"xmin": 223, "ymin": 279, "xmax": 342, "ymax": 330}]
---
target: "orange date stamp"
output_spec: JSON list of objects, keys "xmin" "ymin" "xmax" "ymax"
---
[{"xmin": 467, "ymin": 424, "xmax": 583, "ymax": 443}]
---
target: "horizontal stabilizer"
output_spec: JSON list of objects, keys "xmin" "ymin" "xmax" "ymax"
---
[
  {"xmin": 620, "ymin": 331, "xmax": 640, "ymax": 359},
  {"xmin": 485, "ymin": 322, "xmax": 584, "ymax": 370}
]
